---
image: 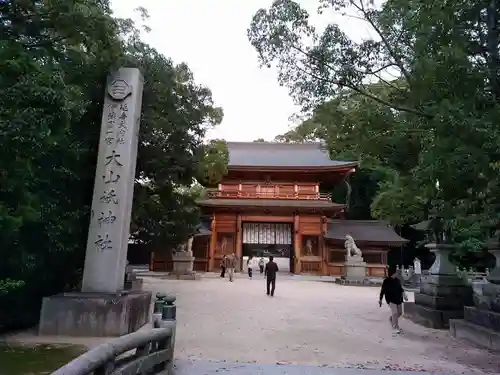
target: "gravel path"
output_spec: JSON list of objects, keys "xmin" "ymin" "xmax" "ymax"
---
[{"xmin": 144, "ymin": 275, "xmax": 500, "ymax": 374}]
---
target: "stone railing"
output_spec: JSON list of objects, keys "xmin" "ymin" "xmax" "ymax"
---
[
  {"xmin": 398, "ymin": 265, "xmax": 490, "ymax": 288},
  {"xmin": 457, "ymin": 268, "xmax": 489, "ymax": 285},
  {"xmin": 52, "ymin": 293, "xmax": 177, "ymax": 375}
]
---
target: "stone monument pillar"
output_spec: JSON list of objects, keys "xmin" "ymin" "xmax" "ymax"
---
[
  {"xmin": 38, "ymin": 68, "xmax": 152, "ymax": 337},
  {"xmin": 449, "ymin": 230, "xmax": 500, "ymax": 351},
  {"xmin": 407, "ymin": 243, "xmax": 472, "ymax": 329},
  {"xmin": 81, "ymin": 68, "xmax": 143, "ymax": 293}
]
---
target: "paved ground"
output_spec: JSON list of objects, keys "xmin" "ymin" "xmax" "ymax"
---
[
  {"xmin": 172, "ymin": 359, "xmax": 453, "ymax": 375},
  {"xmin": 144, "ymin": 275, "xmax": 500, "ymax": 374}
]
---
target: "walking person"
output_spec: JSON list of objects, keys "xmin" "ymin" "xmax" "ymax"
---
[
  {"xmin": 258, "ymin": 256, "xmax": 265, "ymax": 274},
  {"xmin": 379, "ymin": 266, "xmax": 408, "ymax": 334},
  {"xmin": 220, "ymin": 255, "xmax": 227, "ymax": 278},
  {"xmin": 227, "ymin": 253, "xmax": 236, "ymax": 282},
  {"xmin": 247, "ymin": 255, "xmax": 254, "ymax": 279},
  {"xmin": 264, "ymin": 256, "xmax": 279, "ymax": 296}
]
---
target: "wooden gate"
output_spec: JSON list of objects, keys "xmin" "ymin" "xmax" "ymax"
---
[{"xmin": 242, "ymin": 223, "xmax": 292, "ymax": 245}]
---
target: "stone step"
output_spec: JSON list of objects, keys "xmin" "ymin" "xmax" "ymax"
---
[
  {"xmin": 450, "ymin": 319, "xmax": 500, "ymax": 352},
  {"xmin": 464, "ymin": 306, "xmax": 500, "ymax": 332}
]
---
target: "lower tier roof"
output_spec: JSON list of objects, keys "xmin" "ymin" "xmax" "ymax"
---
[{"xmin": 325, "ymin": 220, "xmax": 408, "ymax": 246}]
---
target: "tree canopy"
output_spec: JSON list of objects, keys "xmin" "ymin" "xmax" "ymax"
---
[
  {"xmin": 0, "ymin": 0, "xmax": 227, "ymax": 330},
  {"xmin": 250, "ymin": 0, "xmax": 500, "ymax": 267}
]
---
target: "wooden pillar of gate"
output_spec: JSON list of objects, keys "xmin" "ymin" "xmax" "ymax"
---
[
  {"xmin": 294, "ymin": 214, "xmax": 301, "ymax": 274},
  {"xmin": 208, "ymin": 216, "xmax": 217, "ymax": 272},
  {"xmin": 321, "ymin": 216, "xmax": 328, "ymax": 276},
  {"xmin": 235, "ymin": 214, "xmax": 242, "ymax": 271}
]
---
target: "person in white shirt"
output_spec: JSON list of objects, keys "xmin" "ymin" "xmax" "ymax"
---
[
  {"xmin": 258, "ymin": 257, "xmax": 265, "ymax": 274},
  {"xmin": 247, "ymin": 255, "xmax": 254, "ymax": 279}
]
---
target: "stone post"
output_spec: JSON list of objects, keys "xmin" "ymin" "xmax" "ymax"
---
[
  {"xmin": 38, "ymin": 68, "xmax": 152, "ymax": 337},
  {"xmin": 155, "ymin": 294, "xmax": 177, "ymax": 373}
]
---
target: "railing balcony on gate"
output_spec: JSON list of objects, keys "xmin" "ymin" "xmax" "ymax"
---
[{"xmin": 206, "ymin": 189, "xmax": 332, "ymax": 201}]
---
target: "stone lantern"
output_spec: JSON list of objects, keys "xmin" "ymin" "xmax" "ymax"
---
[
  {"xmin": 486, "ymin": 229, "xmax": 500, "ymax": 284},
  {"xmin": 406, "ymin": 218, "xmax": 472, "ymax": 329}
]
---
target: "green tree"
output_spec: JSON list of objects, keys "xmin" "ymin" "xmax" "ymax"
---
[
  {"xmin": 0, "ymin": 0, "xmax": 125, "ymax": 329},
  {"xmin": 0, "ymin": 0, "xmax": 226, "ymax": 330},
  {"xmin": 123, "ymin": 34, "xmax": 226, "ymax": 248},
  {"xmin": 251, "ymin": 0, "xmax": 500, "ymax": 267},
  {"xmin": 196, "ymin": 139, "xmax": 229, "ymax": 186},
  {"xmin": 274, "ymin": 87, "xmax": 401, "ymax": 220}
]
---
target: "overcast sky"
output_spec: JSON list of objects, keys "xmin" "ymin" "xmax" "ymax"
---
[{"xmin": 110, "ymin": 0, "xmax": 370, "ymax": 142}]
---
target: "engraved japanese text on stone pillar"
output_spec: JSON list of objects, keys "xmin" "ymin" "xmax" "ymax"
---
[{"xmin": 81, "ymin": 68, "xmax": 144, "ymax": 294}]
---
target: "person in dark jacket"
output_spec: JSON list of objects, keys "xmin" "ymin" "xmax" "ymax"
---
[
  {"xmin": 264, "ymin": 256, "xmax": 279, "ymax": 296},
  {"xmin": 220, "ymin": 255, "xmax": 227, "ymax": 278},
  {"xmin": 379, "ymin": 266, "xmax": 408, "ymax": 333}
]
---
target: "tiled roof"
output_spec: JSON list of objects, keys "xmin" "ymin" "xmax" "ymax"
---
[
  {"xmin": 194, "ymin": 222, "xmax": 212, "ymax": 237},
  {"xmin": 325, "ymin": 220, "xmax": 409, "ymax": 246},
  {"xmin": 227, "ymin": 142, "xmax": 358, "ymax": 168},
  {"xmin": 197, "ymin": 198, "xmax": 344, "ymax": 209}
]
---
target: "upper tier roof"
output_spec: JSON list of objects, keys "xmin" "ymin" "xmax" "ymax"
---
[{"xmin": 227, "ymin": 142, "xmax": 358, "ymax": 169}]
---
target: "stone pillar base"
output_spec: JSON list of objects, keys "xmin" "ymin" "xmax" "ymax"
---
[
  {"xmin": 38, "ymin": 291, "xmax": 152, "ymax": 337},
  {"xmin": 166, "ymin": 272, "xmax": 200, "ymax": 280},
  {"xmin": 172, "ymin": 253, "xmax": 194, "ymax": 272},
  {"xmin": 450, "ymin": 319, "xmax": 500, "ymax": 352},
  {"xmin": 344, "ymin": 260, "xmax": 367, "ymax": 281},
  {"xmin": 473, "ymin": 281, "xmax": 500, "ymax": 312},
  {"xmin": 168, "ymin": 252, "xmax": 199, "ymax": 280},
  {"xmin": 406, "ymin": 273, "xmax": 472, "ymax": 329},
  {"xmin": 449, "ymin": 283, "xmax": 500, "ymax": 352},
  {"xmin": 404, "ymin": 301, "xmax": 464, "ymax": 329},
  {"xmin": 124, "ymin": 278, "xmax": 143, "ymax": 291}
]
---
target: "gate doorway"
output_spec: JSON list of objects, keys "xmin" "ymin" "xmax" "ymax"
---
[{"xmin": 242, "ymin": 223, "xmax": 293, "ymax": 273}]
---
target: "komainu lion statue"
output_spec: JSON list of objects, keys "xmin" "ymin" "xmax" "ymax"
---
[{"xmin": 345, "ymin": 234, "xmax": 362, "ymax": 258}]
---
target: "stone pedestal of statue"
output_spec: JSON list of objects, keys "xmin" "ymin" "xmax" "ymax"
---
[
  {"xmin": 344, "ymin": 255, "xmax": 368, "ymax": 281},
  {"xmin": 449, "ymin": 241, "xmax": 500, "ymax": 351},
  {"xmin": 38, "ymin": 68, "xmax": 152, "ymax": 337},
  {"xmin": 404, "ymin": 243, "xmax": 472, "ymax": 329},
  {"xmin": 167, "ymin": 237, "xmax": 200, "ymax": 280},
  {"xmin": 169, "ymin": 251, "xmax": 199, "ymax": 280}
]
